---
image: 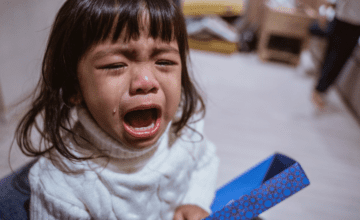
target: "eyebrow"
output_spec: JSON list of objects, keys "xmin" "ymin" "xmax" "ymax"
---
[
  {"xmin": 91, "ymin": 46, "xmax": 179, "ymax": 61},
  {"xmin": 150, "ymin": 47, "xmax": 179, "ymax": 58}
]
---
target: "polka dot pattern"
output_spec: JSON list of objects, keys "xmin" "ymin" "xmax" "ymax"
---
[{"xmin": 204, "ymin": 163, "xmax": 310, "ymax": 220}]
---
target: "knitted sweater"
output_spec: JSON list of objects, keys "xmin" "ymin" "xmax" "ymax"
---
[{"xmin": 28, "ymin": 107, "xmax": 219, "ymax": 220}]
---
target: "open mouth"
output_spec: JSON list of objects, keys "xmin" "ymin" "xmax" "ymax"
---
[{"xmin": 123, "ymin": 106, "xmax": 161, "ymax": 138}]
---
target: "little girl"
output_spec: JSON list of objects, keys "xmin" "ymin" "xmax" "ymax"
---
[{"xmin": 15, "ymin": 0, "xmax": 219, "ymax": 219}]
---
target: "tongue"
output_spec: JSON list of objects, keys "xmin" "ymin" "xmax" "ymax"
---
[{"xmin": 125, "ymin": 109, "xmax": 156, "ymax": 128}]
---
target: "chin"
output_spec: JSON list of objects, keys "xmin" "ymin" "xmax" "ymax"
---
[{"xmin": 123, "ymin": 135, "xmax": 161, "ymax": 149}]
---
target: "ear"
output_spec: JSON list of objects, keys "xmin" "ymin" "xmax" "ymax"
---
[{"xmin": 69, "ymin": 91, "xmax": 83, "ymax": 105}]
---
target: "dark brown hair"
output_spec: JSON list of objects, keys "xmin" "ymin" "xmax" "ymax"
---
[{"xmin": 15, "ymin": 0, "xmax": 205, "ymax": 162}]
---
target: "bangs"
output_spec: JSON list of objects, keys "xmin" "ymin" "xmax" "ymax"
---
[{"xmin": 81, "ymin": 0, "xmax": 178, "ymax": 47}]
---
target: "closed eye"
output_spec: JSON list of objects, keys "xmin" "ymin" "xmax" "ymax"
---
[
  {"xmin": 99, "ymin": 63, "xmax": 127, "ymax": 70},
  {"xmin": 156, "ymin": 60, "xmax": 176, "ymax": 66}
]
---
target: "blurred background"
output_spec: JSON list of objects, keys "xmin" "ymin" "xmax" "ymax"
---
[{"xmin": 1, "ymin": 0, "xmax": 360, "ymax": 219}]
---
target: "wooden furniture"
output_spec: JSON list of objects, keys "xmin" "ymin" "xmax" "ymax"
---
[
  {"xmin": 187, "ymin": 38, "xmax": 239, "ymax": 54},
  {"xmin": 182, "ymin": 0, "xmax": 244, "ymax": 17},
  {"xmin": 183, "ymin": 0, "xmax": 245, "ymax": 54},
  {"xmin": 258, "ymin": 2, "xmax": 316, "ymax": 65}
]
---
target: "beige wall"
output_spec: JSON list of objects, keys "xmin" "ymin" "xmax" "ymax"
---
[{"xmin": 0, "ymin": 0, "xmax": 65, "ymax": 120}]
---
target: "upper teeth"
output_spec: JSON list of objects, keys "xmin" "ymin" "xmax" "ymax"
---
[{"xmin": 133, "ymin": 122, "xmax": 155, "ymax": 131}]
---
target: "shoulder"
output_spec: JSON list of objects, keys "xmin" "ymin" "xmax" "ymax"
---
[
  {"xmin": 29, "ymin": 156, "xmax": 97, "ymax": 207},
  {"xmin": 29, "ymin": 157, "xmax": 95, "ymax": 219},
  {"xmin": 29, "ymin": 158, "xmax": 83, "ymax": 209}
]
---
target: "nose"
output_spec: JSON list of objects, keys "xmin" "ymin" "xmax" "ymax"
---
[{"xmin": 129, "ymin": 65, "xmax": 160, "ymax": 95}]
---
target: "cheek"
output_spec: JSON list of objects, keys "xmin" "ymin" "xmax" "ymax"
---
[
  {"xmin": 174, "ymin": 74, "xmax": 182, "ymax": 103},
  {"xmin": 81, "ymin": 75, "xmax": 122, "ymax": 107},
  {"xmin": 164, "ymin": 71, "xmax": 182, "ymax": 118},
  {"xmin": 79, "ymin": 76, "xmax": 125, "ymax": 135}
]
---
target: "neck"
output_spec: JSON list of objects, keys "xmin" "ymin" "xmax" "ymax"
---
[{"xmin": 69, "ymin": 106, "xmax": 171, "ymax": 172}]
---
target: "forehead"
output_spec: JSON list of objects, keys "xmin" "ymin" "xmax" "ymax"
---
[
  {"xmin": 94, "ymin": 27, "xmax": 178, "ymax": 48},
  {"xmin": 85, "ymin": 34, "xmax": 179, "ymax": 62},
  {"xmin": 88, "ymin": 14, "xmax": 178, "ymax": 54},
  {"xmin": 94, "ymin": 12, "xmax": 176, "ymax": 47}
]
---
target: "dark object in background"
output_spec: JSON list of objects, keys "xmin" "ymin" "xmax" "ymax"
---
[
  {"xmin": 0, "ymin": 159, "xmax": 38, "ymax": 220},
  {"xmin": 309, "ymin": 19, "xmax": 336, "ymax": 38},
  {"xmin": 221, "ymin": 16, "xmax": 240, "ymax": 24},
  {"xmin": 238, "ymin": 26, "xmax": 258, "ymax": 52},
  {"xmin": 315, "ymin": 18, "xmax": 360, "ymax": 93},
  {"xmin": 233, "ymin": 16, "xmax": 259, "ymax": 53},
  {"xmin": 267, "ymin": 35, "xmax": 302, "ymax": 55},
  {"xmin": 223, "ymin": 15, "xmax": 259, "ymax": 52}
]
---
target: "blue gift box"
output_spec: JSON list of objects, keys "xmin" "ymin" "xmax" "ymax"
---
[{"xmin": 204, "ymin": 153, "xmax": 310, "ymax": 220}]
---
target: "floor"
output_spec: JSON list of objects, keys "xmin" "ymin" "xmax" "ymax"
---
[
  {"xmin": 191, "ymin": 50, "xmax": 360, "ymax": 220},
  {"xmin": 1, "ymin": 1, "xmax": 360, "ymax": 219}
]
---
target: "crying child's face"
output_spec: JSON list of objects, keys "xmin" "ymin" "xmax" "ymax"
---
[{"xmin": 77, "ymin": 30, "xmax": 182, "ymax": 149}]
